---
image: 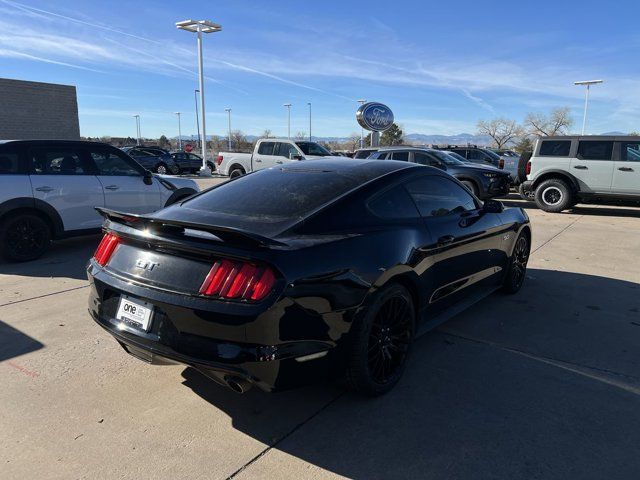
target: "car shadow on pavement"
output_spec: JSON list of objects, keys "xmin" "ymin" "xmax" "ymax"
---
[
  {"xmin": 0, "ymin": 234, "xmax": 100, "ymax": 281},
  {"xmin": 181, "ymin": 268, "xmax": 640, "ymax": 479},
  {"xmin": 500, "ymin": 197, "xmax": 640, "ymax": 218},
  {"xmin": 0, "ymin": 320, "xmax": 43, "ymax": 362}
]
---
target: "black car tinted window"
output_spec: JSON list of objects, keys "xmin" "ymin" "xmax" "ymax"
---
[
  {"xmin": 577, "ymin": 141, "xmax": 613, "ymax": 161},
  {"xmin": 296, "ymin": 142, "xmax": 331, "ymax": 156},
  {"xmin": 29, "ymin": 147, "xmax": 88, "ymax": 175},
  {"xmin": 0, "ymin": 145, "xmax": 20, "ymax": 174},
  {"xmin": 404, "ymin": 176, "xmax": 477, "ymax": 217},
  {"xmin": 390, "ymin": 151, "xmax": 409, "ymax": 161},
  {"xmin": 257, "ymin": 142, "xmax": 276, "ymax": 155},
  {"xmin": 183, "ymin": 168, "xmax": 362, "ymax": 220},
  {"xmin": 414, "ymin": 152, "xmax": 439, "ymax": 166},
  {"xmin": 539, "ymin": 140, "xmax": 571, "ymax": 157},
  {"xmin": 621, "ymin": 142, "xmax": 640, "ymax": 161},
  {"xmin": 368, "ymin": 185, "xmax": 420, "ymax": 219}
]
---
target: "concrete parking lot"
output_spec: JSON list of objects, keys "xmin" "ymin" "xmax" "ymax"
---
[{"xmin": 1, "ymin": 182, "xmax": 639, "ymax": 479}]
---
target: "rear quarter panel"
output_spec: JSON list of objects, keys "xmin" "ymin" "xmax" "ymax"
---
[{"xmin": 218, "ymin": 152, "xmax": 252, "ymax": 175}]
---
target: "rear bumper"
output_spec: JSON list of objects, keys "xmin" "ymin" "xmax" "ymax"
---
[
  {"xmin": 485, "ymin": 177, "xmax": 511, "ymax": 197},
  {"xmin": 87, "ymin": 264, "xmax": 343, "ymax": 392}
]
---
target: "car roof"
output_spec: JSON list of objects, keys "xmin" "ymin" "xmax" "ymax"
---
[
  {"xmin": 535, "ymin": 135, "xmax": 640, "ymax": 141},
  {"xmin": 279, "ymin": 158, "xmax": 419, "ymax": 178}
]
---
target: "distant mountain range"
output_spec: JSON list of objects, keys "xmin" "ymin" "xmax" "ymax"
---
[{"xmin": 175, "ymin": 131, "xmax": 634, "ymax": 146}]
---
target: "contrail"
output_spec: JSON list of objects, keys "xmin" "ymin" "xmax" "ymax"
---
[
  {"xmin": 0, "ymin": 0, "xmax": 161, "ymax": 44},
  {"xmin": 0, "ymin": 48, "xmax": 105, "ymax": 73}
]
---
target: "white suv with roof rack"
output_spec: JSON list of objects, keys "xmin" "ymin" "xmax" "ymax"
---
[{"xmin": 520, "ymin": 135, "xmax": 640, "ymax": 212}]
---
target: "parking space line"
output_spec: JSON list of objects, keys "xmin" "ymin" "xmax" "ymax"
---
[
  {"xmin": 440, "ymin": 330, "xmax": 640, "ymax": 394},
  {"xmin": 226, "ymin": 391, "xmax": 346, "ymax": 480},
  {"xmin": 0, "ymin": 284, "xmax": 88, "ymax": 309},
  {"xmin": 531, "ymin": 215, "xmax": 584, "ymax": 255}
]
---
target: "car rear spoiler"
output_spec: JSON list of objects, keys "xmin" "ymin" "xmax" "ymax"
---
[{"xmin": 95, "ymin": 207, "xmax": 286, "ymax": 248}]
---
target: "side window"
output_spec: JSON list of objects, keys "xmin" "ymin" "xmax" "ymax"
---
[
  {"xmin": 390, "ymin": 151, "xmax": 409, "ymax": 161},
  {"xmin": 257, "ymin": 142, "xmax": 276, "ymax": 155},
  {"xmin": 414, "ymin": 152, "xmax": 440, "ymax": 167},
  {"xmin": 404, "ymin": 176, "xmax": 477, "ymax": 218},
  {"xmin": 466, "ymin": 149, "xmax": 479, "ymax": 160},
  {"xmin": 620, "ymin": 142, "xmax": 640, "ymax": 162},
  {"xmin": 577, "ymin": 141, "xmax": 613, "ymax": 161},
  {"xmin": 0, "ymin": 146, "xmax": 20, "ymax": 174},
  {"xmin": 539, "ymin": 140, "xmax": 571, "ymax": 156},
  {"xmin": 277, "ymin": 142, "xmax": 299, "ymax": 158},
  {"xmin": 30, "ymin": 147, "xmax": 88, "ymax": 175},
  {"xmin": 129, "ymin": 149, "xmax": 150, "ymax": 157},
  {"xmin": 368, "ymin": 185, "xmax": 420, "ymax": 219},
  {"xmin": 90, "ymin": 148, "xmax": 141, "ymax": 176}
]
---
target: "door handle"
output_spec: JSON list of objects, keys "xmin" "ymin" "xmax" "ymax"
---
[
  {"xmin": 437, "ymin": 235, "xmax": 455, "ymax": 246},
  {"xmin": 276, "ymin": 160, "xmax": 283, "ymax": 164},
  {"xmin": 255, "ymin": 159, "xmax": 262, "ymax": 162},
  {"xmin": 573, "ymin": 165, "xmax": 588, "ymax": 170},
  {"xmin": 618, "ymin": 167, "xmax": 634, "ymax": 172},
  {"xmin": 104, "ymin": 185, "xmax": 119, "ymax": 190},
  {"xmin": 35, "ymin": 186, "xmax": 53, "ymax": 192}
]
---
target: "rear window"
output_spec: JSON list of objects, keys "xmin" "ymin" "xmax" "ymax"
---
[
  {"xmin": 539, "ymin": 140, "xmax": 571, "ymax": 157},
  {"xmin": 577, "ymin": 141, "xmax": 613, "ymax": 161},
  {"xmin": 181, "ymin": 168, "xmax": 365, "ymax": 232}
]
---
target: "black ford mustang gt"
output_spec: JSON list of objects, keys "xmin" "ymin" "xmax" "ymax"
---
[{"xmin": 87, "ymin": 159, "xmax": 531, "ymax": 396}]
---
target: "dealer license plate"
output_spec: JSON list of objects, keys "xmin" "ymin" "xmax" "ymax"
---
[{"xmin": 116, "ymin": 296, "xmax": 154, "ymax": 332}]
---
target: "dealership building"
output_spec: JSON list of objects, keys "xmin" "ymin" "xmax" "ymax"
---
[{"xmin": 0, "ymin": 77, "xmax": 80, "ymax": 140}]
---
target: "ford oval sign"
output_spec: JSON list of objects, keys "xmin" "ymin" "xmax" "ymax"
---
[{"xmin": 356, "ymin": 102, "xmax": 394, "ymax": 132}]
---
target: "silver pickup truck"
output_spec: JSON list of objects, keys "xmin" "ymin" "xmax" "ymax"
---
[{"xmin": 215, "ymin": 139, "xmax": 341, "ymax": 178}]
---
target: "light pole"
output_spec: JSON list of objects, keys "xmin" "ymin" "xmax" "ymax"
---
[
  {"xmin": 574, "ymin": 79, "xmax": 603, "ymax": 135},
  {"xmin": 357, "ymin": 99, "xmax": 366, "ymax": 148},
  {"xmin": 174, "ymin": 112, "xmax": 182, "ymax": 150},
  {"xmin": 283, "ymin": 103, "xmax": 292, "ymax": 139},
  {"xmin": 133, "ymin": 114, "xmax": 141, "ymax": 145},
  {"xmin": 177, "ymin": 19, "xmax": 222, "ymax": 176},
  {"xmin": 307, "ymin": 102, "xmax": 312, "ymax": 142},
  {"xmin": 225, "ymin": 108, "xmax": 232, "ymax": 150},
  {"xmin": 194, "ymin": 89, "xmax": 201, "ymax": 149}
]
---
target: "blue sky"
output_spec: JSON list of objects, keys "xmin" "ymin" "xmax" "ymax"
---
[{"xmin": 1, "ymin": 0, "xmax": 638, "ymax": 139}]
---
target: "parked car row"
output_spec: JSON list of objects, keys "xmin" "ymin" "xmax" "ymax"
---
[
  {"xmin": 120, "ymin": 146, "xmax": 210, "ymax": 175},
  {"xmin": 0, "ymin": 140, "xmax": 199, "ymax": 261}
]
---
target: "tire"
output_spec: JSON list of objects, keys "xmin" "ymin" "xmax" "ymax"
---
[
  {"xmin": 229, "ymin": 167, "xmax": 245, "ymax": 179},
  {"xmin": 0, "ymin": 213, "xmax": 52, "ymax": 262},
  {"xmin": 207, "ymin": 162, "xmax": 215, "ymax": 174},
  {"xmin": 534, "ymin": 178, "xmax": 574, "ymax": 213},
  {"xmin": 502, "ymin": 231, "xmax": 530, "ymax": 294},
  {"xmin": 516, "ymin": 151, "xmax": 532, "ymax": 184},
  {"xmin": 155, "ymin": 163, "xmax": 168, "ymax": 175},
  {"xmin": 518, "ymin": 183, "xmax": 535, "ymax": 201},
  {"xmin": 345, "ymin": 283, "xmax": 415, "ymax": 396},
  {"xmin": 460, "ymin": 180, "xmax": 479, "ymax": 197}
]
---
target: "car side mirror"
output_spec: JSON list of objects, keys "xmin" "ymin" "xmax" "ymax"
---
[
  {"xmin": 482, "ymin": 199, "xmax": 504, "ymax": 213},
  {"xmin": 143, "ymin": 170, "xmax": 153, "ymax": 185},
  {"xmin": 289, "ymin": 153, "xmax": 303, "ymax": 160}
]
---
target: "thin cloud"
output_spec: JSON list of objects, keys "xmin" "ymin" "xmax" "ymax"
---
[{"xmin": 0, "ymin": 48, "xmax": 105, "ymax": 73}]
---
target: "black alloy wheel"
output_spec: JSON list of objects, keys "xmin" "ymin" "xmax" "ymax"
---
[
  {"xmin": 345, "ymin": 283, "xmax": 415, "ymax": 396},
  {"xmin": 502, "ymin": 232, "xmax": 530, "ymax": 294},
  {"xmin": 1, "ymin": 214, "xmax": 52, "ymax": 262},
  {"xmin": 367, "ymin": 296, "xmax": 413, "ymax": 385}
]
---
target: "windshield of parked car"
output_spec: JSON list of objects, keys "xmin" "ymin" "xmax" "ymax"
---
[
  {"xmin": 484, "ymin": 149, "xmax": 502, "ymax": 161},
  {"xmin": 428, "ymin": 150, "xmax": 466, "ymax": 166},
  {"xmin": 295, "ymin": 142, "xmax": 332, "ymax": 156},
  {"xmin": 444, "ymin": 151, "xmax": 467, "ymax": 162}
]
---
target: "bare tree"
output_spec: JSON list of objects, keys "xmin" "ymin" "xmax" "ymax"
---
[
  {"xmin": 348, "ymin": 132, "xmax": 361, "ymax": 151},
  {"xmin": 294, "ymin": 131, "xmax": 306, "ymax": 140},
  {"xmin": 228, "ymin": 130, "xmax": 251, "ymax": 152},
  {"xmin": 476, "ymin": 118, "xmax": 523, "ymax": 148},
  {"xmin": 261, "ymin": 129, "xmax": 272, "ymax": 138},
  {"xmin": 524, "ymin": 107, "xmax": 573, "ymax": 136}
]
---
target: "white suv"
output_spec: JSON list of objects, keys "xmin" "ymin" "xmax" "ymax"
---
[{"xmin": 0, "ymin": 140, "xmax": 199, "ymax": 261}]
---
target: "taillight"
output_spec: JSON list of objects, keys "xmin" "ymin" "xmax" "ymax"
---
[
  {"xmin": 499, "ymin": 158, "xmax": 505, "ymax": 169},
  {"xmin": 216, "ymin": 155, "xmax": 224, "ymax": 166},
  {"xmin": 526, "ymin": 161, "xmax": 531, "ymax": 175},
  {"xmin": 93, "ymin": 233, "xmax": 120, "ymax": 266},
  {"xmin": 199, "ymin": 259, "xmax": 276, "ymax": 301}
]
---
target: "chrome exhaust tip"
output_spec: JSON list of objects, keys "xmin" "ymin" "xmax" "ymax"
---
[{"xmin": 225, "ymin": 376, "xmax": 252, "ymax": 394}]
